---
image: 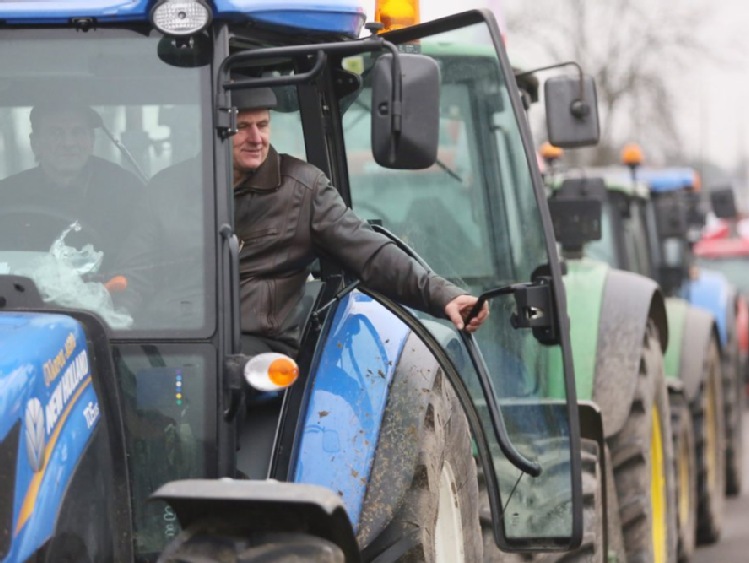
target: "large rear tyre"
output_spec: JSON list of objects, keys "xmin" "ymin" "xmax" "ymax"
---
[
  {"xmin": 723, "ymin": 335, "xmax": 743, "ymax": 496},
  {"xmin": 607, "ymin": 320, "xmax": 678, "ymax": 563},
  {"xmin": 694, "ymin": 338, "xmax": 726, "ymax": 544},
  {"xmin": 480, "ymin": 439, "xmax": 604, "ymax": 563},
  {"xmin": 668, "ymin": 391, "xmax": 696, "ymax": 562},
  {"xmin": 360, "ymin": 369, "xmax": 482, "ymax": 562}
]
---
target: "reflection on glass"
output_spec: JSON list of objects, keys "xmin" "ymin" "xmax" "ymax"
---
[
  {"xmin": 0, "ymin": 29, "xmax": 210, "ymax": 333},
  {"xmin": 345, "ymin": 22, "xmax": 573, "ymax": 540},
  {"xmin": 114, "ymin": 347, "xmax": 213, "ymax": 558}
]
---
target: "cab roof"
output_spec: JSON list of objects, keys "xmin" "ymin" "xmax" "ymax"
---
[
  {"xmin": 0, "ymin": 0, "xmax": 367, "ymax": 37},
  {"xmin": 695, "ymin": 238, "xmax": 749, "ymax": 258},
  {"xmin": 695, "ymin": 221, "xmax": 749, "ymax": 257},
  {"xmin": 635, "ymin": 167, "xmax": 697, "ymax": 193}
]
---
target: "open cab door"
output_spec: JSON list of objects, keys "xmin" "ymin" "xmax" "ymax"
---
[{"xmin": 344, "ymin": 9, "xmax": 591, "ymax": 553}]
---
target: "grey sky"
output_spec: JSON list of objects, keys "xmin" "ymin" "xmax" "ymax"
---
[{"xmin": 361, "ymin": 0, "xmax": 749, "ymax": 176}]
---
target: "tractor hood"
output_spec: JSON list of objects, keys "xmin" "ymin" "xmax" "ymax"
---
[{"xmin": 0, "ymin": 312, "xmax": 99, "ymax": 562}]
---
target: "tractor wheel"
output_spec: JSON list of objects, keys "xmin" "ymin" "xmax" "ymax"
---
[
  {"xmin": 669, "ymin": 391, "xmax": 696, "ymax": 562},
  {"xmin": 480, "ymin": 439, "xmax": 604, "ymax": 563},
  {"xmin": 607, "ymin": 320, "xmax": 678, "ymax": 563},
  {"xmin": 361, "ymin": 369, "xmax": 482, "ymax": 562},
  {"xmin": 694, "ymin": 338, "xmax": 726, "ymax": 544},
  {"xmin": 724, "ymin": 335, "xmax": 743, "ymax": 496}
]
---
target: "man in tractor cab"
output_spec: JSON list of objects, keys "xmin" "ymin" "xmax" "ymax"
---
[
  {"xmin": 0, "ymin": 100, "xmax": 143, "ymax": 270},
  {"xmin": 232, "ymin": 87, "xmax": 489, "ymax": 356}
]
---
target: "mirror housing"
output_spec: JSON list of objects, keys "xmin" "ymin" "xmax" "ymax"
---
[
  {"xmin": 653, "ymin": 192, "xmax": 689, "ymax": 239},
  {"xmin": 371, "ymin": 53, "xmax": 440, "ymax": 169},
  {"xmin": 548, "ymin": 178, "xmax": 605, "ymax": 252},
  {"xmin": 685, "ymin": 191, "xmax": 708, "ymax": 229},
  {"xmin": 157, "ymin": 33, "xmax": 212, "ymax": 67},
  {"xmin": 545, "ymin": 74, "xmax": 600, "ymax": 148},
  {"xmin": 710, "ymin": 187, "xmax": 739, "ymax": 220}
]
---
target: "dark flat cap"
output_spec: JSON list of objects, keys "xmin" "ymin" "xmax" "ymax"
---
[
  {"xmin": 30, "ymin": 101, "xmax": 103, "ymax": 131},
  {"xmin": 232, "ymin": 87, "xmax": 278, "ymax": 111}
]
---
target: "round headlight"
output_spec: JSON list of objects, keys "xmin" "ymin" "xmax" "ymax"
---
[{"xmin": 151, "ymin": 0, "xmax": 212, "ymax": 36}]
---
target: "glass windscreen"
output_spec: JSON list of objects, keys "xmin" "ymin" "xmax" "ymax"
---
[
  {"xmin": 584, "ymin": 201, "xmax": 617, "ymax": 266},
  {"xmin": 114, "ymin": 344, "xmax": 216, "ymax": 559},
  {"xmin": 0, "ymin": 29, "xmax": 212, "ymax": 334},
  {"xmin": 344, "ymin": 22, "xmax": 575, "ymax": 542}
]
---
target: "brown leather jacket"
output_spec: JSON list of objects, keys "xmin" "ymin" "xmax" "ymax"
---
[{"xmin": 235, "ymin": 146, "xmax": 465, "ymax": 346}]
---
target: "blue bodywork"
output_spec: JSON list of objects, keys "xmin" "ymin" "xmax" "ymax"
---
[
  {"xmin": 637, "ymin": 168, "xmax": 696, "ymax": 193},
  {"xmin": 0, "ymin": 0, "xmax": 366, "ymax": 36},
  {"xmin": 684, "ymin": 269, "xmax": 731, "ymax": 348},
  {"xmin": 0, "ymin": 313, "xmax": 98, "ymax": 563},
  {"xmin": 640, "ymin": 168, "xmax": 732, "ymax": 347},
  {"xmin": 293, "ymin": 292, "xmax": 410, "ymax": 530}
]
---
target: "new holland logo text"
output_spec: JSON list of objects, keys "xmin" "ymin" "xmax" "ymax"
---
[{"xmin": 45, "ymin": 350, "xmax": 90, "ymax": 436}]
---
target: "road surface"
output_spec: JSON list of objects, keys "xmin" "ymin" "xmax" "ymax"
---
[{"xmin": 693, "ymin": 410, "xmax": 749, "ymax": 562}]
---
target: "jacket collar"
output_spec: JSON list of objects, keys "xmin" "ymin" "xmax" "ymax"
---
[{"xmin": 236, "ymin": 145, "xmax": 281, "ymax": 193}]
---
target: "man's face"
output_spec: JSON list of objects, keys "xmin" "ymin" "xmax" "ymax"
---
[
  {"xmin": 30, "ymin": 109, "xmax": 94, "ymax": 176},
  {"xmin": 233, "ymin": 109, "xmax": 271, "ymax": 174}
]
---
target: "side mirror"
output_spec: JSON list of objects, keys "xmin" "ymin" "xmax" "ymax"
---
[
  {"xmin": 548, "ymin": 178, "xmax": 605, "ymax": 251},
  {"xmin": 685, "ymin": 191, "xmax": 706, "ymax": 222},
  {"xmin": 653, "ymin": 192, "xmax": 689, "ymax": 238},
  {"xmin": 710, "ymin": 187, "xmax": 739, "ymax": 219},
  {"xmin": 157, "ymin": 33, "xmax": 212, "ymax": 67},
  {"xmin": 371, "ymin": 53, "xmax": 440, "ymax": 169},
  {"xmin": 545, "ymin": 74, "xmax": 600, "ymax": 149}
]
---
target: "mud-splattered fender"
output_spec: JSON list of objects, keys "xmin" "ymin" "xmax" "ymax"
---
[
  {"xmin": 592, "ymin": 269, "xmax": 667, "ymax": 438},
  {"xmin": 355, "ymin": 331, "xmax": 441, "ymax": 548},
  {"xmin": 293, "ymin": 292, "xmax": 411, "ymax": 531}
]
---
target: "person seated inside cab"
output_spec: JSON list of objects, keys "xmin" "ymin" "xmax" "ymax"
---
[{"xmin": 0, "ymin": 100, "xmax": 143, "ymax": 270}]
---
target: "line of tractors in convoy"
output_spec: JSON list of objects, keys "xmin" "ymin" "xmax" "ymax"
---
[
  {"xmin": 0, "ymin": 0, "xmax": 746, "ymax": 562},
  {"xmin": 534, "ymin": 136, "xmax": 748, "ymax": 562}
]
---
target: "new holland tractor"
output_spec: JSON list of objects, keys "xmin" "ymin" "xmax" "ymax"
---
[
  {"xmin": 0, "ymin": 1, "xmax": 602, "ymax": 561},
  {"xmin": 545, "ymin": 164, "xmax": 726, "ymax": 561}
]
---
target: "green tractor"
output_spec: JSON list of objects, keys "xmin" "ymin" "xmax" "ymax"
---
[
  {"xmin": 543, "ymin": 174, "xmax": 677, "ymax": 562},
  {"xmin": 343, "ymin": 24, "xmax": 610, "ymax": 562},
  {"xmin": 546, "ymin": 167, "xmax": 726, "ymax": 561}
]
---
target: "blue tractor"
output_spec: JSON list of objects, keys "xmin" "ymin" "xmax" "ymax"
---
[
  {"xmin": 0, "ymin": 1, "xmax": 601, "ymax": 561},
  {"xmin": 638, "ymin": 167, "xmax": 744, "ymax": 500}
]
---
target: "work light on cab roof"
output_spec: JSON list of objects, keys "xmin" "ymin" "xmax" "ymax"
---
[
  {"xmin": 150, "ymin": 0, "xmax": 212, "ymax": 36},
  {"xmin": 375, "ymin": 0, "xmax": 419, "ymax": 32}
]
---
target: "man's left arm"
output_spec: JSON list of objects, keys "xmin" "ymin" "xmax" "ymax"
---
[{"xmin": 309, "ymin": 177, "xmax": 488, "ymax": 331}]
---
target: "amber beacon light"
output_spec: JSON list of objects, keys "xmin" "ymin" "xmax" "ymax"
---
[{"xmin": 375, "ymin": 0, "xmax": 420, "ymax": 32}]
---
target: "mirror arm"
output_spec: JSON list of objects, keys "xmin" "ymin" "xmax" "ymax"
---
[
  {"xmin": 460, "ymin": 331, "xmax": 543, "ymax": 477},
  {"xmin": 516, "ymin": 61, "xmax": 589, "ymax": 119}
]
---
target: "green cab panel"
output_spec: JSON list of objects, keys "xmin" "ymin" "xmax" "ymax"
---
[
  {"xmin": 561, "ymin": 259, "xmax": 609, "ymax": 401},
  {"xmin": 664, "ymin": 297, "xmax": 688, "ymax": 382}
]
